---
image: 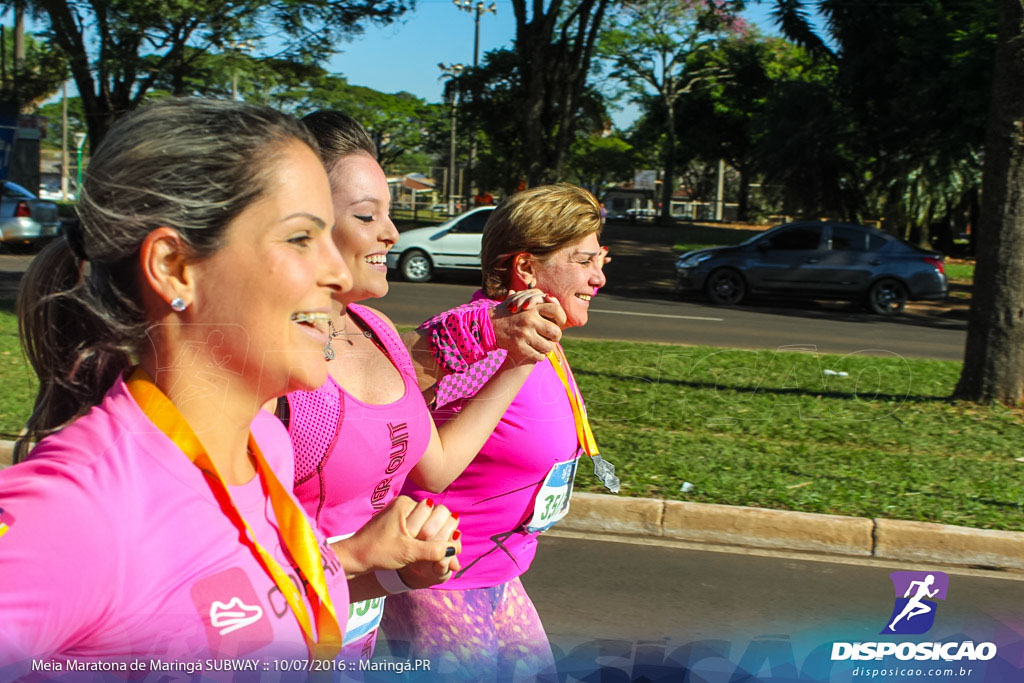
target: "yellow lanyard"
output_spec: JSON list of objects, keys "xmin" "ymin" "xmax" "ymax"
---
[
  {"xmin": 546, "ymin": 345, "xmax": 599, "ymax": 457},
  {"xmin": 126, "ymin": 368, "xmax": 342, "ymax": 661}
]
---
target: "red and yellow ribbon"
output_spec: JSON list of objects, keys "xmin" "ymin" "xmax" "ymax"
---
[{"xmin": 126, "ymin": 368, "xmax": 342, "ymax": 660}]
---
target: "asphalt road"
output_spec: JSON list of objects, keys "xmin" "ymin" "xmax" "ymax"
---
[
  {"xmin": 0, "ymin": 240, "xmax": 968, "ymax": 361},
  {"xmin": 523, "ymin": 533, "xmax": 1023, "ymax": 681},
  {"xmin": 375, "ymin": 279, "xmax": 967, "ymax": 362}
]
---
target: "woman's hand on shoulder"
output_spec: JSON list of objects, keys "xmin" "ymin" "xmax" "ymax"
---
[{"xmin": 491, "ymin": 289, "xmax": 565, "ymax": 364}]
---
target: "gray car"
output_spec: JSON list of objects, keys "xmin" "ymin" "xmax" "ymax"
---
[
  {"xmin": 1, "ymin": 181, "xmax": 60, "ymax": 248},
  {"xmin": 675, "ymin": 221, "xmax": 948, "ymax": 314}
]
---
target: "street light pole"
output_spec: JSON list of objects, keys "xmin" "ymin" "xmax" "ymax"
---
[
  {"xmin": 73, "ymin": 132, "xmax": 87, "ymax": 193},
  {"xmin": 439, "ymin": 63, "xmax": 464, "ymax": 216},
  {"xmin": 453, "ymin": 0, "xmax": 495, "ymax": 197}
]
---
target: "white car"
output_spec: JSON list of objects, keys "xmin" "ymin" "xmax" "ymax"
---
[{"xmin": 387, "ymin": 206, "xmax": 495, "ymax": 282}]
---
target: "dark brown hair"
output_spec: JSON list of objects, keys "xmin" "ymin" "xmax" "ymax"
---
[{"xmin": 16, "ymin": 98, "xmax": 316, "ymax": 460}]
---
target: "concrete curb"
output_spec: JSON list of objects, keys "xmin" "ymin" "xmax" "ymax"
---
[
  {"xmin": 3, "ymin": 440, "xmax": 1021, "ymax": 571},
  {"xmin": 562, "ymin": 492, "xmax": 1024, "ymax": 572}
]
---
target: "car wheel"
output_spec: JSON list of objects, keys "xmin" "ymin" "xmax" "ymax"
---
[
  {"xmin": 866, "ymin": 278, "xmax": 908, "ymax": 315},
  {"xmin": 705, "ymin": 268, "xmax": 746, "ymax": 306},
  {"xmin": 400, "ymin": 250, "xmax": 433, "ymax": 282}
]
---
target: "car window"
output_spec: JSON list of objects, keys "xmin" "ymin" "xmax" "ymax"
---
[
  {"xmin": 2, "ymin": 183, "xmax": 29, "ymax": 199},
  {"xmin": 762, "ymin": 225, "xmax": 822, "ymax": 250},
  {"xmin": 868, "ymin": 233, "xmax": 887, "ymax": 250},
  {"xmin": 830, "ymin": 226, "xmax": 868, "ymax": 251},
  {"xmin": 453, "ymin": 210, "xmax": 492, "ymax": 234}
]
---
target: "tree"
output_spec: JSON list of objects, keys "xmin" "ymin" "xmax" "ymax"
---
[
  {"xmin": 954, "ymin": 0, "xmax": 1024, "ymax": 404},
  {"xmin": 0, "ymin": 29, "xmax": 67, "ymax": 109},
  {"xmin": 37, "ymin": 94, "xmax": 85, "ymax": 148},
  {"xmin": 26, "ymin": 0, "xmax": 411, "ymax": 147},
  {"xmin": 455, "ymin": 47, "xmax": 607, "ymax": 192},
  {"xmin": 673, "ymin": 35, "xmax": 852, "ymax": 221},
  {"xmin": 599, "ymin": 0, "xmax": 742, "ymax": 221},
  {"xmin": 566, "ymin": 134, "xmax": 638, "ymax": 192},
  {"xmin": 762, "ymin": 0, "xmax": 1019, "ymax": 404},
  {"xmin": 509, "ymin": 0, "xmax": 611, "ymax": 185}
]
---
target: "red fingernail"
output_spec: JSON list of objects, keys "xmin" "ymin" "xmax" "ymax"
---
[
  {"xmin": 451, "ymin": 511, "xmax": 459, "ymax": 520},
  {"xmin": 426, "ymin": 499, "xmax": 434, "ymax": 508},
  {"xmin": 452, "ymin": 530, "xmax": 461, "ymax": 541}
]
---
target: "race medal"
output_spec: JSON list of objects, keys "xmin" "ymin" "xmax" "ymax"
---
[{"xmin": 525, "ymin": 454, "xmax": 580, "ymax": 533}]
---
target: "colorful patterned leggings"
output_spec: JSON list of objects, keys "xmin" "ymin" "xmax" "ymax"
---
[{"xmin": 380, "ymin": 577, "xmax": 555, "ymax": 681}]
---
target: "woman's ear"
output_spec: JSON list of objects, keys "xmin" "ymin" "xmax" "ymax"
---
[
  {"xmin": 139, "ymin": 227, "xmax": 192, "ymax": 311},
  {"xmin": 511, "ymin": 252, "xmax": 535, "ymax": 288}
]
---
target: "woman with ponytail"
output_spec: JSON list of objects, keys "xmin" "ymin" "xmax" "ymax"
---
[{"xmin": 0, "ymin": 97, "xmax": 459, "ymax": 673}]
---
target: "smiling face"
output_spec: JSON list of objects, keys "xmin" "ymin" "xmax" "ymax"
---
[
  {"xmin": 524, "ymin": 232, "xmax": 607, "ymax": 329},
  {"xmin": 327, "ymin": 152, "xmax": 398, "ymax": 303},
  {"xmin": 187, "ymin": 141, "xmax": 350, "ymax": 398}
]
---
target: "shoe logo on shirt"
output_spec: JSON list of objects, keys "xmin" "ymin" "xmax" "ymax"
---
[
  {"xmin": 192, "ymin": 567, "xmax": 274, "ymax": 658},
  {"xmin": 210, "ymin": 597, "xmax": 264, "ymax": 635}
]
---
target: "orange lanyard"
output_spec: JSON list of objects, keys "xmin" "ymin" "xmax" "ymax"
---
[
  {"xmin": 546, "ymin": 345, "xmax": 599, "ymax": 457},
  {"xmin": 546, "ymin": 346, "xmax": 620, "ymax": 492},
  {"xmin": 126, "ymin": 368, "xmax": 342, "ymax": 660}
]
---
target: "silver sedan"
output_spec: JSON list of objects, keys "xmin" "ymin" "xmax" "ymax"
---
[{"xmin": 1, "ymin": 181, "xmax": 61, "ymax": 248}]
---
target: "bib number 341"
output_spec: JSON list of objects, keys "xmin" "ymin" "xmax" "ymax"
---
[{"xmin": 525, "ymin": 457, "xmax": 579, "ymax": 533}]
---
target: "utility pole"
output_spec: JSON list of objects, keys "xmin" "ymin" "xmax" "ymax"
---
[
  {"xmin": 61, "ymin": 82, "xmax": 69, "ymax": 199},
  {"xmin": 438, "ymin": 63, "xmax": 464, "ymax": 216},
  {"xmin": 453, "ymin": 0, "xmax": 496, "ymax": 197}
]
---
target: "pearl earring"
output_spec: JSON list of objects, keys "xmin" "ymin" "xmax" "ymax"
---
[{"xmin": 170, "ymin": 297, "xmax": 188, "ymax": 312}]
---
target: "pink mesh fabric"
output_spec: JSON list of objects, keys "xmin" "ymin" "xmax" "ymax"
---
[
  {"xmin": 289, "ymin": 375, "xmax": 344, "ymax": 485},
  {"xmin": 418, "ymin": 293, "xmax": 506, "ymax": 408}
]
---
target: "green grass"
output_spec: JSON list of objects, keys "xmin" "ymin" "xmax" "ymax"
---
[
  {"xmin": 3, "ymin": 305, "xmax": 1019, "ymax": 531},
  {"xmin": 562, "ymin": 338, "xmax": 1023, "ymax": 531},
  {"xmin": 945, "ymin": 262, "xmax": 974, "ymax": 283},
  {"xmin": 0, "ymin": 301, "xmax": 37, "ymax": 438},
  {"xmin": 672, "ymin": 225, "xmax": 763, "ymax": 253}
]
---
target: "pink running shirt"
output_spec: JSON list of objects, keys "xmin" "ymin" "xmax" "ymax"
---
[
  {"xmin": 0, "ymin": 375, "xmax": 348, "ymax": 674},
  {"xmin": 288, "ymin": 303, "xmax": 432, "ymax": 539},
  {"xmin": 401, "ymin": 295, "xmax": 582, "ymax": 590}
]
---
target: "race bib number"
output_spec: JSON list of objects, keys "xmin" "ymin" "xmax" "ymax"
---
[
  {"xmin": 328, "ymin": 531, "xmax": 386, "ymax": 645},
  {"xmin": 525, "ymin": 456, "xmax": 579, "ymax": 533},
  {"xmin": 344, "ymin": 596, "xmax": 385, "ymax": 645}
]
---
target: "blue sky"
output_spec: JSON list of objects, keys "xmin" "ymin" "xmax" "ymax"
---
[{"xmin": 326, "ymin": 1, "xmax": 819, "ymax": 128}]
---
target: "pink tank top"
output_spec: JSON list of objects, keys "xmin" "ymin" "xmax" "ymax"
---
[
  {"xmin": 288, "ymin": 304, "xmax": 432, "ymax": 538},
  {"xmin": 402, "ymin": 293, "xmax": 582, "ymax": 589}
]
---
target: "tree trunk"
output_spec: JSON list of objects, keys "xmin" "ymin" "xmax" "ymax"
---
[
  {"xmin": 953, "ymin": 0, "xmax": 1024, "ymax": 405},
  {"xmin": 736, "ymin": 165, "xmax": 750, "ymax": 222},
  {"xmin": 659, "ymin": 101, "xmax": 676, "ymax": 224}
]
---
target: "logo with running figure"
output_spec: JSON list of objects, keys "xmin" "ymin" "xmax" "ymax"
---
[{"xmin": 881, "ymin": 571, "xmax": 949, "ymax": 635}]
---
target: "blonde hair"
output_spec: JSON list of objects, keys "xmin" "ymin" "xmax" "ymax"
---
[{"xmin": 481, "ymin": 183, "xmax": 602, "ymax": 298}]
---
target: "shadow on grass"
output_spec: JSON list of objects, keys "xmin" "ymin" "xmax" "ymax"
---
[
  {"xmin": 0, "ymin": 298, "xmax": 15, "ymax": 314},
  {"xmin": 574, "ymin": 368, "xmax": 953, "ymax": 405}
]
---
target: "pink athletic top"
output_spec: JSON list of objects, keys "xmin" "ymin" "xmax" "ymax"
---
[
  {"xmin": 289, "ymin": 304, "xmax": 431, "ymax": 539},
  {"xmin": 0, "ymin": 376, "xmax": 349, "ymax": 674},
  {"xmin": 401, "ymin": 295, "xmax": 582, "ymax": 590}
]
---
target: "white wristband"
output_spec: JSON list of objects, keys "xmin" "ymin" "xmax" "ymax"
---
[{"xmin": 375, "ymin": 569, "xmax": 412, "ymax": 594}]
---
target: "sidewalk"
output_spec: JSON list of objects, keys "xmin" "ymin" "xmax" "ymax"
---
[{"xmin": 4, "ymin": 439, "xmax": 1020, "ymax": 573}]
